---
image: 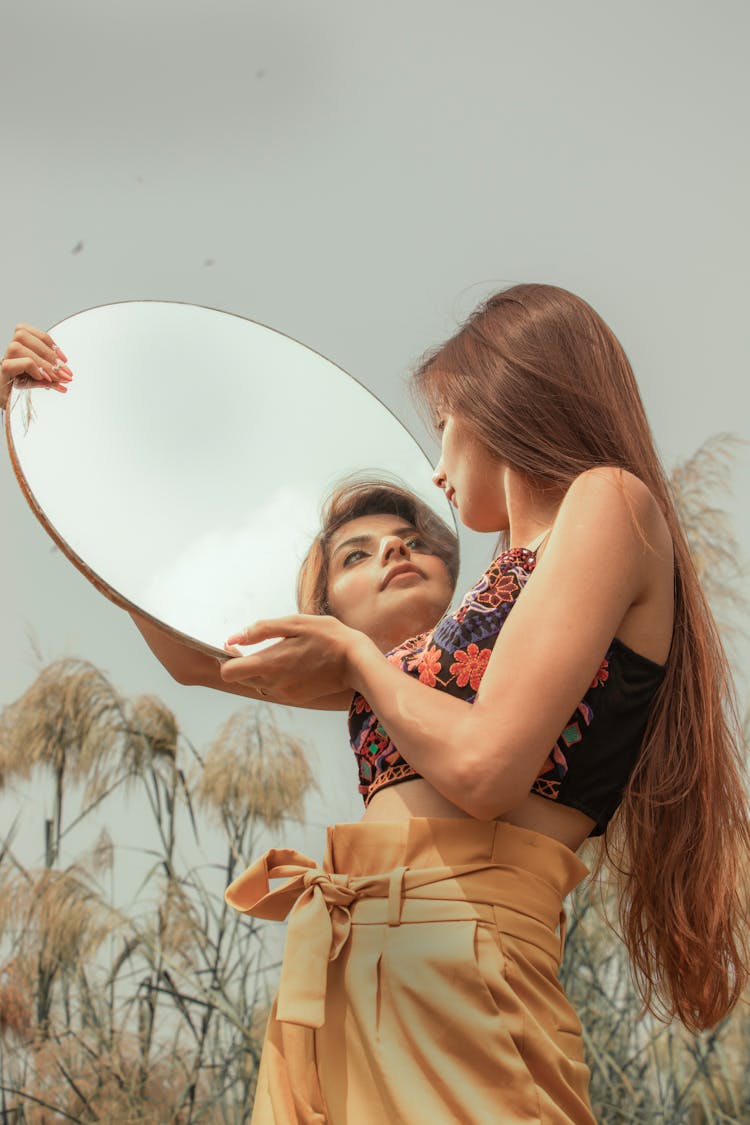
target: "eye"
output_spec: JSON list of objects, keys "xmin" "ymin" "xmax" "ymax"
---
[
  {"xmin": 342, "ymin": 548, "xmax": 368, "ymax": 566},
  {"xmin": 405, "ymin": 535, "xmax": 429, "ymax": 552}
]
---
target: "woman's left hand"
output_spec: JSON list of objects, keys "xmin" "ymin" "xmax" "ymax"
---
[{"xmin": 220, "ymin": 615, "xmax": 368, "ymax": 704}]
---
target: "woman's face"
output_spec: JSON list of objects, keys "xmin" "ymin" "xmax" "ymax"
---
[
  {"xmin": 325, "ymin": 514, "xmax": 455, "ymax": 652},
  {"xmin": 432, "ymin": 410, "xmax": 508, "ymax": 532}
]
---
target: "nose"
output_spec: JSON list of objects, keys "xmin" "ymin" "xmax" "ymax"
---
[
  {"xmin": 432, "ymin": 459, "xmax": 447, "ymax": 491},
  {"xmin": 379, "ymin": 535, "xmax": 411, "ymax": 565}
]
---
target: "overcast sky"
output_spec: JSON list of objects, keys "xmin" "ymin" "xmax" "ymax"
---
[{"xmin": 2, "ymin": 1, "xmax": 748, "ymax": 903}]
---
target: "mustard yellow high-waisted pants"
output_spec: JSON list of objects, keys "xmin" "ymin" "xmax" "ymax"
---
[{"xmin": 226, "ymin": 818, "xmax": 596, "ymax": 1124}]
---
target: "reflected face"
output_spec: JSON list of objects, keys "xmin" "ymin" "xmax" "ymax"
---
[
  {"xmin": 326, "ymin": 514, "xmax": 455, "ymax": 652},
  {"xmin": 432, "ymin": 411, "xmax": 507, "ymax": 532}
]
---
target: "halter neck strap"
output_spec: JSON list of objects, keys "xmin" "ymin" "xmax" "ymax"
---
[{"xmin": 525, "ymin": 527, "xmax": 551, "ymax": 553}]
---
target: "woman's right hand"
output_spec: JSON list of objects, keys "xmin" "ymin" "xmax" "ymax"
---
[{"xmin": 1, "ymin": 324, "xmax": 74, "ymax": 410}]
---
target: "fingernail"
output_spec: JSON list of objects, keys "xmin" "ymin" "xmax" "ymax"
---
[
  {"xmin": 55, "ymin": 345, "xmax": 68, "ymax": 362},
  {"xmin": 39, "ymin": 367, "xmax": 53, "ymax": 383}
]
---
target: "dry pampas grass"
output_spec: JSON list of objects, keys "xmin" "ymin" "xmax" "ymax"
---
[
  {"xmin": 196, "ymin": 703, "xmax": 317, "ymax": 829},
  {"xmin": 3, "ymin": 863, "xmax": 121, "ymax": 977},
  {"xmin": 0, "ymin": 642, "xmax": 318, "ymax": 1118},
  {"xmin": 0, "ymin": 957, "xmax": 33, "ymax": 1042},
  {"xmin": 8, "ymin": 1028, "xmax": 202, "ymax": 1125},
  {"xmin": 127, "ymin": 693, "xmax": 179, "ymax": 763},
  {"xmin": 0, "ymin": 658, "xmax": 126, "ymax": 782},
  {"xmin": 669, "ymin": 432, "xmax": 748, "ymax": 636},
  {"xmin": 153, "ymin": 877, "xmax": 202, "ymax": 967},
  {"xmin": 0, "ymin": 662, "xmax": 183, "ymax": 811}
]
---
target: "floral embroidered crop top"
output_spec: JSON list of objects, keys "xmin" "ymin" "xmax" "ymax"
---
[{"xmin": 348, "ymin": 529, "xmax": 668, "ymax": 837}]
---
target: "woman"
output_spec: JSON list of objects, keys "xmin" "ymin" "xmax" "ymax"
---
[{"xmin": 3, "ymin": 286, "xmax": 749, "ymax": 1123}]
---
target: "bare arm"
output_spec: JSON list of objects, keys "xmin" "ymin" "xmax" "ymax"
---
[{"xmin": 130, "ymin": 611, "xmax": 352, "ymax": 710}]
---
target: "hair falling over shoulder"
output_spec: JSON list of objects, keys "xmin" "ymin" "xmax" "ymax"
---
[{"xmin": 411, "ymin": 283, "xmax": 750, "ymax": 1032}]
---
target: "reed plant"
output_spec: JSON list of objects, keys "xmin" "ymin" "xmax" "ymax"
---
[{"xmin": 0, "ymin": 665, "xmax": 316, "ymax": 1122}]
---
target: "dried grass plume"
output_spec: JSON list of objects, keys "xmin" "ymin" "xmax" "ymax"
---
[{"xmin": 196, "ymin": 704, "xmax": 317, "ymax": 829}]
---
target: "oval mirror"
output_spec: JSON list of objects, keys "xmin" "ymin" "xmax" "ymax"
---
[{"xmin": 4, "ymin": 302, "xmax": 455, "ymax": 657}]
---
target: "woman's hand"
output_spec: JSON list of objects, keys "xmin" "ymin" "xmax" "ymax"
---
[
  {"xmin": 1, "ymin": 324, "xmax": 74, "ymax": 409},
  {"xmin": 221, "ymin": 615, "xmax": 371, "ymax": 705}
]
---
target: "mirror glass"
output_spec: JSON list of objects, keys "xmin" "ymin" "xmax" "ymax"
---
[{"xmin": 5, "ymin": 302, "xmax": 454, "ymax": 656}]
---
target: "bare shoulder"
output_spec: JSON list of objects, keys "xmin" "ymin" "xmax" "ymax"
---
[
  {"xmin": 561, "ymin": 466, "xmax": 672, "ymax": 562},
  {"xmin": 566, "ymin": 464, "xmax": 657, "ymax": 513},
  {"xmin": 553, "ymin": 466, "xmax": 674, "ymax": 660}
]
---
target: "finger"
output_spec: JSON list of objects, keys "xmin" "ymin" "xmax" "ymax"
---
[
  {"xmin": 222, "ymin": 643, "xmax": 243, "ymax": 656},
  {"xmin": 14, "ymin": 324, "xmax": 58, "ymax": 351},
  {"xmin": 14, "ymin": 324, "xmax": 67, "ymax": 363},
  {"xmin": 219, "ymin": 639, "xmax": 294, "ymax": 682},
  {"xmin": 225, "ymin": 630, "xmax": 251, "ymax": 646},
  {"xmin": 10, "ymin": 328, "xmax": 59, "ymax": 369},
  {"xmin": 4, "ymin": 346, "xmax": 72, "ymax": 386},
  {"xmin": 38, "ymin": 360, "xmax": 74, "ymax": 387},
  {"xmin": 7, "ymin": 331, "xmax": 73, "ymax": 385},
  {"xmin": 2, "ymin": 356, "xmax": 54, "ymax": 386},
  {"xmin": 2, "ymin": 362, "xmax": 70, "ymax": 397},
  {"xmin": 226, "ymin": 618, "xmax": 303, "ymax": 645},
  {"xmin": 220, "ymin": 655, "xmax": 265, "ymax": 684}
]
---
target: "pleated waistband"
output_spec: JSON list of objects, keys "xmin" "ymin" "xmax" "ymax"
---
[{"xmin": 323, "ymin": 817, "xmax": 590, "ymax": 898}]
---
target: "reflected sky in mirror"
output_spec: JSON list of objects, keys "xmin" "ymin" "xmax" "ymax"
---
[{"xmin": 7, "ymin": 302, "xmax": 454, "ymax": 653}]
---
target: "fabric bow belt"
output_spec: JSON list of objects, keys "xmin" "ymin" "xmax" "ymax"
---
[{"xmin": 225, "ymin": 847, "xmax": 565, "ymax": 1029}]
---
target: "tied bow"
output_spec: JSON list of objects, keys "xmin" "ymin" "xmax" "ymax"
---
[{"xmin": 225, "ymin": 848, "xmax": 409, "ymax": 1028}]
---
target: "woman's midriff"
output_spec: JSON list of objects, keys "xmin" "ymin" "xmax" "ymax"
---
[{"xmin": 361, "ymin": 778, "xmax": 597, "ymax": 854}]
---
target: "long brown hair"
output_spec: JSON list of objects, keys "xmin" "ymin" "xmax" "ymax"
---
[
  {"xmin": 297, "ymin": 476, "xmax": 459, "ymax": 616},
  {"xmin": 412, "ymin": 283, "xmax": 750, "ymax": 1032}
]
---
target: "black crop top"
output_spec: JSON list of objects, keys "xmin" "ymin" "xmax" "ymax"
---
[{"xmin": 348, "ymin": 531, "xmax": 668, "ymax": 837}]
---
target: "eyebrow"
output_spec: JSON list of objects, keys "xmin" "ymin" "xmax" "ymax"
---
[{"xmin": 330, "ymin": 525, "xmax": 418, "ymax": 560}]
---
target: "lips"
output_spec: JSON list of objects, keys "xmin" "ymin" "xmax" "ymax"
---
[{"xmin": 381, "ymin": 563, "xmax": 424, "ymax": 589}]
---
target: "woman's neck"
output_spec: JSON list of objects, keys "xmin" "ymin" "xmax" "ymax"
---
[{"xmin": 503, "ymin": 466, "xmax": 566, "ymax": 549}]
